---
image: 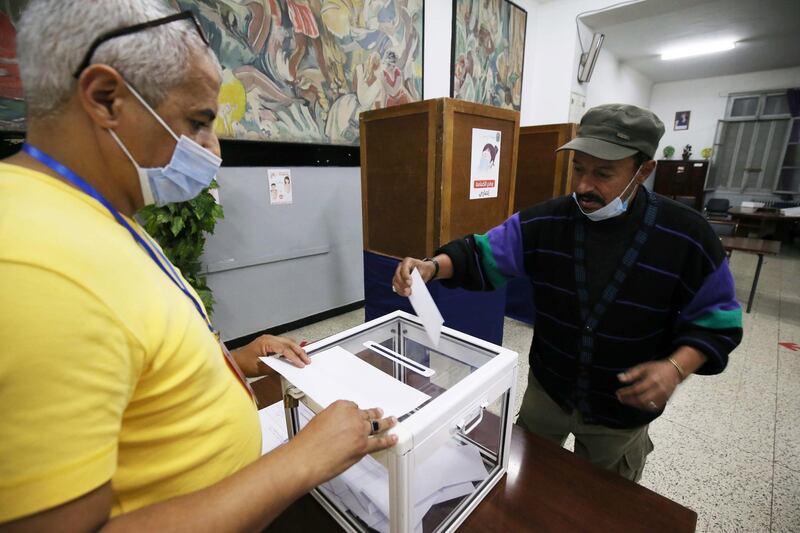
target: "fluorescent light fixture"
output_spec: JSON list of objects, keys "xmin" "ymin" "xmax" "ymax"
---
[{"xmin": 661, "ymin": 40, "xmax": 736, "ymax": 60}]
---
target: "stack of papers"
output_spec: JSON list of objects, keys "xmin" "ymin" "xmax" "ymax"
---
[
  {"xmin": 257, "ymin": 400, "xmax": 292, "ymax": 454},
  {"xmin": 258, "ymin": 402, "xmax": 489, "ymax": 531}
]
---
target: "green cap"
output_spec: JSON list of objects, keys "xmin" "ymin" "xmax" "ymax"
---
[{"xmin": 557, "ymin": 103, "xmax": 665, "ymax": 160}]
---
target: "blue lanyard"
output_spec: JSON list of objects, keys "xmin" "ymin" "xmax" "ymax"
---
[{"xmin": 23, "ymin": 143, "xmax": 217, "ymax": 337}]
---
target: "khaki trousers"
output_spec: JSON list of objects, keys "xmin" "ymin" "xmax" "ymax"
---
[{"xmin": 516, "ymin": 371, "xmax": 654, "ymax": 482}]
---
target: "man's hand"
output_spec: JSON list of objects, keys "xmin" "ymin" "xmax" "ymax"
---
[
  {"xmin": 233, "ymin": 335, "xmax": 310, "ymax": 377},
  {"xmin": 392, "ymin": 257, "xmax": 436, "ymax": 297},
  {"xmin": 616, "ymin": 359, "xmax": 682, "ymax": 412},
  {"xmin": 290, "ymin": 400, "xmax": 398, "ymax": 483}
]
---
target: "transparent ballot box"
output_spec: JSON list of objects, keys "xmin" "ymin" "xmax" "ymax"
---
[{"xmin": 278, "ymin": 310, "xmax": 518, "ymax": 533}]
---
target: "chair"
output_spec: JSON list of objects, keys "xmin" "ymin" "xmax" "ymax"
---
[{"xmin": 704, "ymin": 198, "xmax": 731, "ymax": 220}]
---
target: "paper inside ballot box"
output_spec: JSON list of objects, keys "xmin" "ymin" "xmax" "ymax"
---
[{"xmin": 258, "ymin": 400, "xmax": 489, "ymax": 531}]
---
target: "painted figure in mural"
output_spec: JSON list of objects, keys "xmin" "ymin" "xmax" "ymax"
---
[
  {"xmin": 190, "ymin": 0, "xmax": 422, "ymax": 144},
  {"xmin": 325, "ymin": 50, "xmax": 382, "ymax": 143},
  {"xmin": 396, "ymin": 3, "xmax": 421, "ymax": 101},
  {"xmin": 0, "ymin": 0, "xmax": 423, "ymax": 144},
  {"xmin": 286, "ymin": 0, "xmax": 333, "ymax": 90},
  {"xmin": 380, "ymin": 50, "xmax": 411, "ymax": 107}
]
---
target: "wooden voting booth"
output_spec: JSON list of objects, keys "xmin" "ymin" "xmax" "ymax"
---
[
  {"xmin": 359, "ymin": 98, "xmax": 520, "ymax": 344},
  {"xmin": 360, "ymin": 98, "xmax": 520, "ymax": 259},
  {"xmin": 514, "ymin": 123, "xmax": 577, "ymax": 212}
]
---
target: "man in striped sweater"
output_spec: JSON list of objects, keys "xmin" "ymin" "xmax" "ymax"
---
[{"xmin": 392, "ymin": 104, "xmax": 742, "ymax": 481}]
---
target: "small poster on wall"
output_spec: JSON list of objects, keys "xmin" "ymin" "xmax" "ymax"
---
[
  {"xmin": 674, "ymin": 110, "xmax": 691, "ymax": 130},
  {"xmin": 268, "ymin": 168, "xmax": 293, "ymax": 205},
  {"xmin": 470, "ymin": 128, "xmax": 502, "ymax": 200}
]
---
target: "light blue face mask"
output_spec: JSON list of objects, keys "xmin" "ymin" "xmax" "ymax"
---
[
  {"xmin": 573, "ymin": 164, "xmax": 643, "ymax": 222},
  {"xmin": 109, "ymin": 81, "xmax": 221, "ymax": 207}
]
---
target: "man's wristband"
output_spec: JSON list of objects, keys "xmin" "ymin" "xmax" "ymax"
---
[
  {"xmin": 668, "ymin": 356, "xmax": 686, "ymax": 381},
  {"xmin": 422, "ymin": 257, "xmax": 440, "ymax": 280}
]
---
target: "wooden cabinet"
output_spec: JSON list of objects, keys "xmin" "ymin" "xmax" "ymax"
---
[
  {"xmin": 359, "ymin": 98, "xmax": 520, "ymax": 259},
  {"xmin": 653, "ymin": 160, "xmax": 709, "ymax": 211},
  {"xmin": 514, "ymin": 123, "xmax": 577, "ymax": 211}
]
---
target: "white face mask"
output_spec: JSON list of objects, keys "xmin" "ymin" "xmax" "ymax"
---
[
  {"xmin": 573, "ymin": 164, "xmax": 643, "ymax": 222},
  {"xmin": 108, "ymin": 81, "xmax": 221, "ymax": 207}
]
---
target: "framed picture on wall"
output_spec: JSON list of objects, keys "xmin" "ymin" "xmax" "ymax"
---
[
  {"xmin": 176, "ymin": 0, "xmax": 424, "ymax": 146},
  {"xmin": 0, "ymin": 1, "xmax": 425, "ymax": 148},
  {"xmin": 674, "ymin": 110, "xmax": 691, "ymax": 130},
  {"xmin": 450, "ymin": 0, "xmax": 527, "ymax": 111}
]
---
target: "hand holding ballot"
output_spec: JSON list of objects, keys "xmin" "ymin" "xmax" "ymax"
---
[
  {"xmin": 391, "ymin": 254, "xmax": 454, "ymax": 296},
  {"xmin": 233, "ymin": 334, "xmax": 311, "ymax": 376}
]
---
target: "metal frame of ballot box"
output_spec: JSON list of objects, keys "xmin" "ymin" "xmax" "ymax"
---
[{"xmin": 278, "ymin": 311, "xmax": 519, "ymax": 533}]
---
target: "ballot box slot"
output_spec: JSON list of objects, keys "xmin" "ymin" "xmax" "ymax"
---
[{"xmin": 364, "ymin": 341, "xmax": 436, "ymax": 377}]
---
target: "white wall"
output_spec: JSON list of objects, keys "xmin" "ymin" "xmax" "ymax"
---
[
  {"xmin": 581, "ymin": 48, "xmax": 653, "ymax": 110},
  {"xmin": 422, "ymin": 0, "xmax": 453, "ymax": 99},
  {"xmin": 523, "ymin": 0, "xmax": 654, "ymax": 126},
  {"xmin": 649, "ymin": 66, "xmax": 800, "ymax": 159},
  {"xmin": 205, "ymin": 167, "xmax": 364, "ymax": 341}
]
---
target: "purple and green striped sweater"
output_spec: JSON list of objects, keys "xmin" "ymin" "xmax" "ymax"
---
[{"xmin": 438, "ymin": 189, "xmax": 743, "ymax": 429}]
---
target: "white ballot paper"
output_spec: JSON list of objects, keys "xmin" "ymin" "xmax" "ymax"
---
[
  {"xmin": 258, "ymin": 401, "xmax": 289, "ymax": 455},
  {"xmin": 260, "ymin": 346, "xmax": 430, "ymax": 418},
  {"xmin": 319, "ymin": 438, "xmax": 488, "ymax": 532},
  {"xmin": 408, "ymin": 267, "xmax": 444, "ymax": 347}
]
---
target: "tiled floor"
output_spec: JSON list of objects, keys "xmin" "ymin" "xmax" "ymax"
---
[{"xmin": 281, "ymin": 245, "xmax": 800, "ymax": 532}]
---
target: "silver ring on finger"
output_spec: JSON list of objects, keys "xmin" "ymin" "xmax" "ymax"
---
[
  {"xmin": 648, "ymin": 400, "xmax": 658, "ymax": 411},
  {"xmin": 369, "ymin": 419, "xmax": 380, "ymax": 436}
]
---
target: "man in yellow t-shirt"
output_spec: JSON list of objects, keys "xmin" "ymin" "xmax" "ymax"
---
[{"xmin": 0, "ymin": 1, "xmax": 397, "ymax": 530}]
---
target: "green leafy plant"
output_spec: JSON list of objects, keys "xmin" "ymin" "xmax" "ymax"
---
[
  {"xmin": 139, "ymin": 182, "xmax": 224, "ymax": 316},
  {"xmin": 663, "ymin": 145, "xmax": 675, "ymax": 159}
]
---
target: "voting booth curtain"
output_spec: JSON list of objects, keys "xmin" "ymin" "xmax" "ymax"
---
[{"xmin": 363, "ymin": 251, "xmax": 506, "ymax": 345}]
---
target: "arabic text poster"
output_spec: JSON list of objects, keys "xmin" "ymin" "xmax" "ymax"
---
[{"xmin": 470, "ymin": 128, "xmax": 501, "ymax": 200}]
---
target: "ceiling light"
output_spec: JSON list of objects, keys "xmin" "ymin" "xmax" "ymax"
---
[{"xmin": 661, "ymin": 40, "xmax": 736, "ymax": 60}]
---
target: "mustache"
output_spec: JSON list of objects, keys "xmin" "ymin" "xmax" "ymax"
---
[{"xmin": 576, "ymin": 193, "xmax": 606, "ymax": 206}]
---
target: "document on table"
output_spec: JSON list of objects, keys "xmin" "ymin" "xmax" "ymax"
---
[
  {"xmin": 258, "ymin": 401, "xmax": 288, "ymax": 454},
  {"xmin": 408, "ymin": 267, "xmax": 444, "ymax": 347},
  {"xmin": 260, "ymin": 346, "xmax": 430, "ymax": 418},
  {"xmin": 258, "ymin": 400, "xmax": 315, "ymax": 455}
]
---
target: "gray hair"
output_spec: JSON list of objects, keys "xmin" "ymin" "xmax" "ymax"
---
[{"xmin": 17, "ymin": 0, "xmax": 220, "ymax": 119}]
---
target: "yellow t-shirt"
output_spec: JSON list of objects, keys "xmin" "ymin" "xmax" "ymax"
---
[{"xmin": 0, "ymin": 163, "xmax": 260, "ymax": 522}]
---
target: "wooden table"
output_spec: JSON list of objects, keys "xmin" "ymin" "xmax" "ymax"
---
[
  {"xmin": 728, "ymin": 207, "xmax": 800, "ymax": 242},
  {"xmin": 720, "ymin": 236, "xmax": 781, "ymax": 313},
  {"xmin": 251, "ymin": 376, "xmax": 697, "ymax": 532}
]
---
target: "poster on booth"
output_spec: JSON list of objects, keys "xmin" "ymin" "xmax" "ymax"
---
[
  {"xmin": 469, "ymin": 128, "xmax": 501, "ymax": 200},
  {"xmin": 268, "ymin": 168, "xmax": 293, "ymax": 205}
]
